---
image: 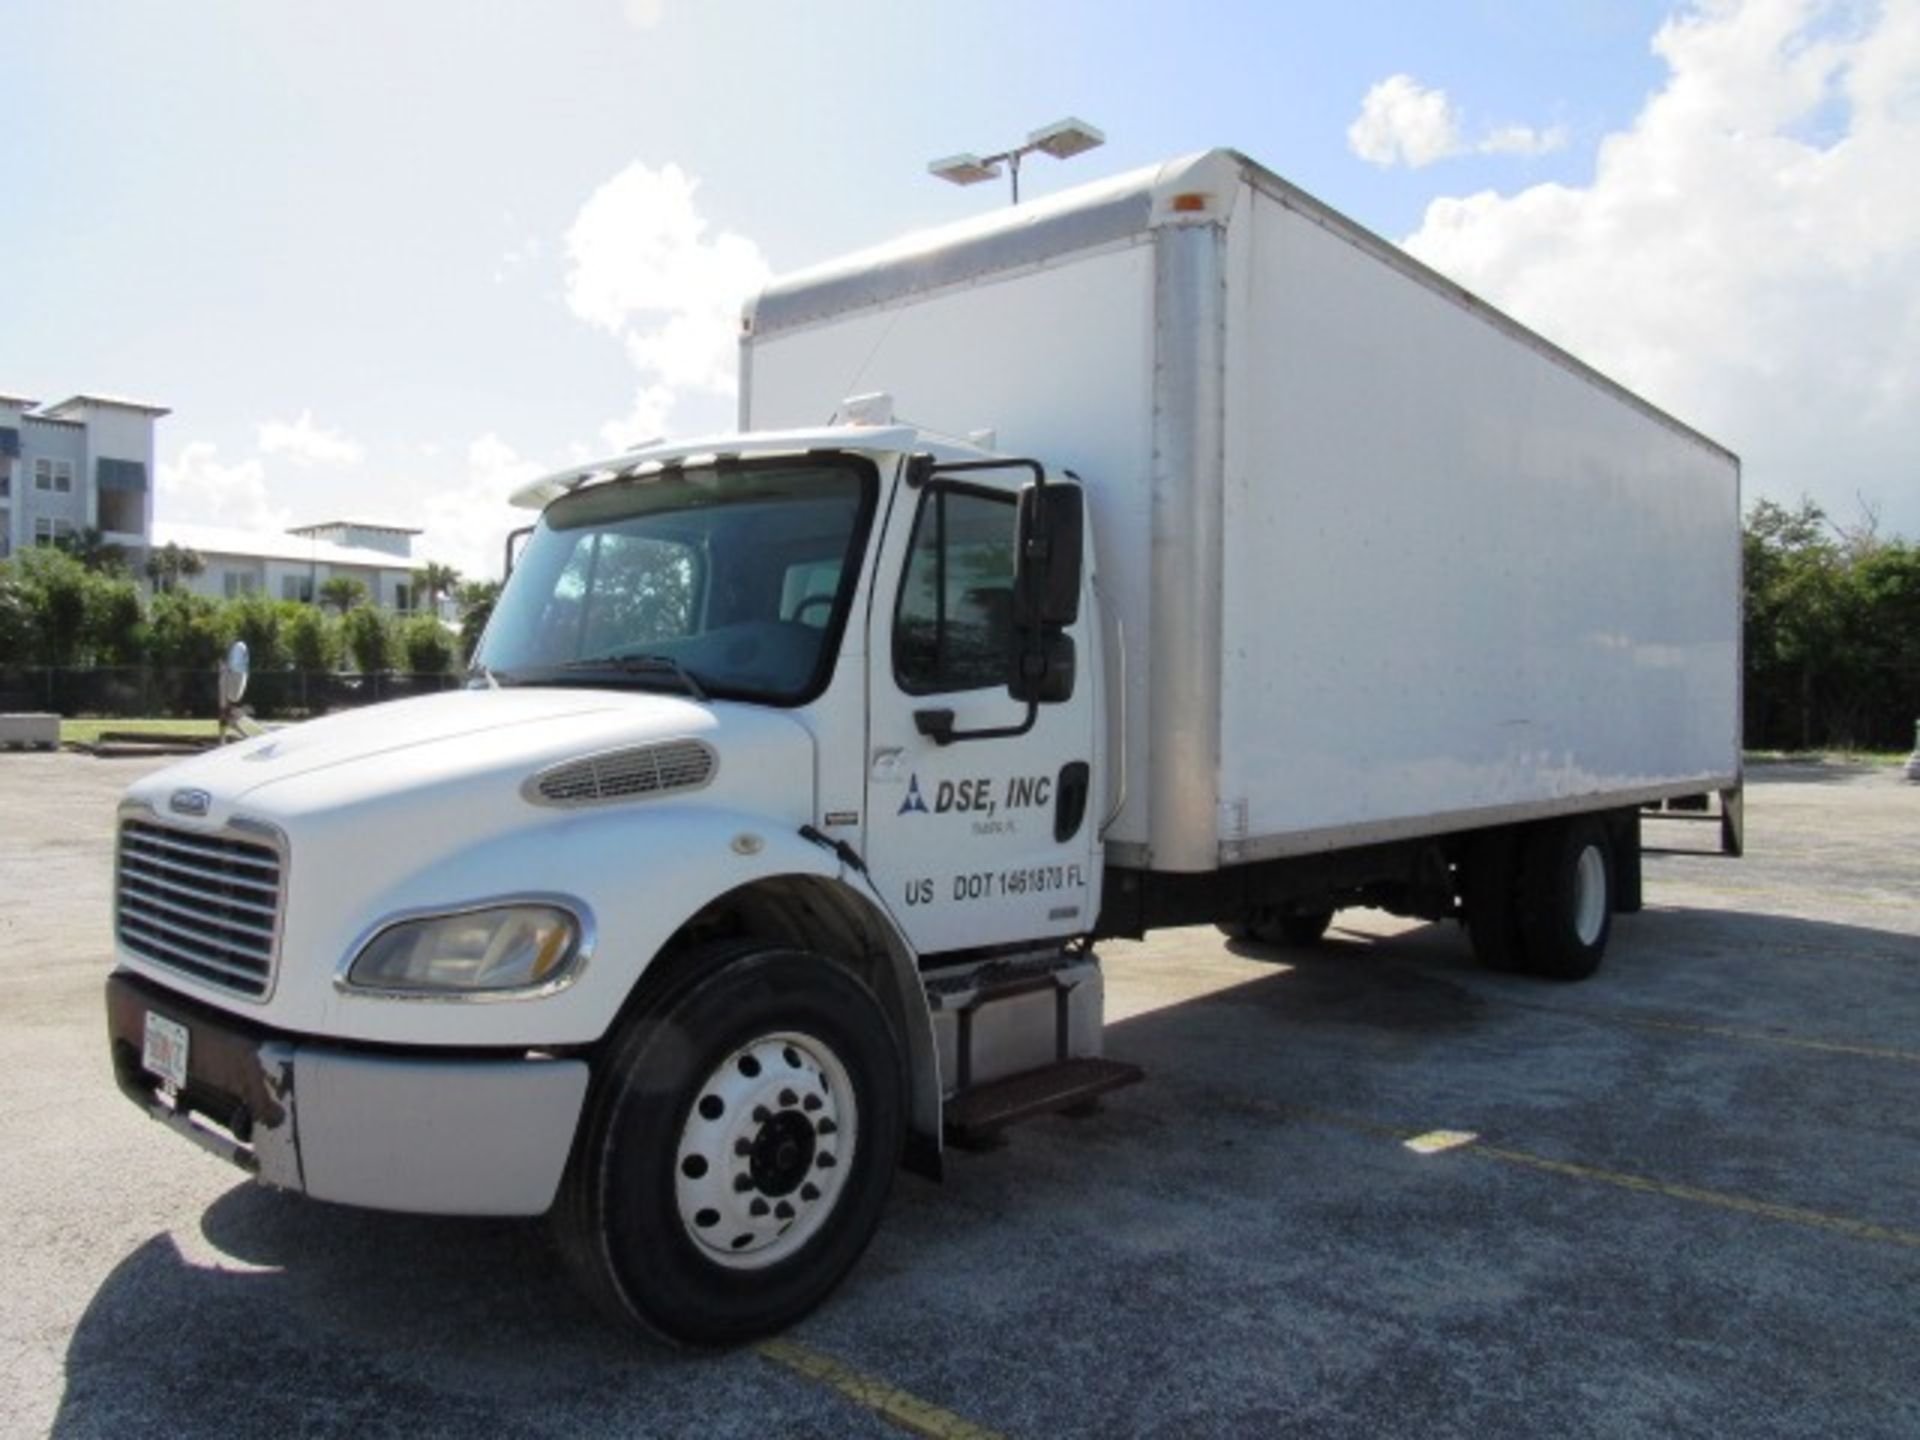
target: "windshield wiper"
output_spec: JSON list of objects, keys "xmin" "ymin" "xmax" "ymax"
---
[{"xmin": 556, "ymin": 653, "xmax": 710, "ymax": 702}]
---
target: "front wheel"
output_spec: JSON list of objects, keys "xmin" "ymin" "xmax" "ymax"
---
[{"xmin": 555, "ymin": 945, "xmax": 905, "ymax": 1347}]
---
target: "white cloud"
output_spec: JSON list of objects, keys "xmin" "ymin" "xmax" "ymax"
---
[
  {"xmin": 1350, "ymin": 74, "xmax": 1569, "ymax": 168},
  {"xmin": 157, "ymin": 441, "xmax": 292, "ymax": 533},
  {"xmin": 256, "ymin": 410, "xmax": 364, "ymax": 467},
  {"xmin": 410, "ymin": 434, "xmax": 546, "ymax": 582},
  {"xmin": 1350, "ymin": 74, "xmax": 1465, "ymax": 168},
  {"xmin": 1402, "ymin": 0, "xmax": 1920, "ymax": 534},
  {"xmin": 564, "ymin": 160, "xmax": 771, "ymax": 442},
  {"xmin": 621, "ymin": 0, "xmax": 664, "ymax": 30},
  {"xmin": 1479, "ymin": 123, "xmax": 1570, "ymax": 158},
  {"xmin": 599, "ymin": 383, "xmax": 678, "ymax": 453}
]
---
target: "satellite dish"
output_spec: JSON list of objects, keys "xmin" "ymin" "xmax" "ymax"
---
[{"xmin": 220, "ymin": 640, "xmax": 251, "ymax": 706}]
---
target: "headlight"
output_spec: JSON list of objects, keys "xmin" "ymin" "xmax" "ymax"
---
[{"xmin": 346, "ymin": 904, "xmax": 583, "ymax": 995}]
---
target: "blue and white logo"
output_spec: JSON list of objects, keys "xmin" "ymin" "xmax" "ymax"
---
[
  {"xmin": 897, "ymin": 774, "xmax": 929, "ymax": 816},
  {"xmin": 169, "ymin": 788, "xmax": 212, "ymax": 818}
]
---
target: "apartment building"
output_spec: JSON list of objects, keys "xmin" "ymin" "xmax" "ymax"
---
[{"xmin": 0, "ymin": 391, "xmax": 166, "ymax": 561}]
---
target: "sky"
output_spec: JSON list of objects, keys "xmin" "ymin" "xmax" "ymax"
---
[{"xmin": 4, "ymin": 0, "xmax": 1916, "ymax": 579}]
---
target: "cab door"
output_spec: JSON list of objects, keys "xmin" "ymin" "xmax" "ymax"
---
[{"xmin": 863, "ymin": 461, "xmax": 1099, "ymax": 956}]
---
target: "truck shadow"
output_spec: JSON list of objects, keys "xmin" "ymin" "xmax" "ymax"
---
[
  {"xmin": 51, "ymin": 909, "xmax": 1917, "ymax": 1434},
  {"xmin": 49, "ymin": 1190, "xmax": 731, "ymax": 1438}
]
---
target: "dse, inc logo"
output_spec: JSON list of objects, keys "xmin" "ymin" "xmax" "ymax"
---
[{"xmin": 897, "ymin": 774, "xmax": 929, "ymax": 816}]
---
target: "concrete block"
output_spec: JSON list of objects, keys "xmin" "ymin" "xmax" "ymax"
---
[{"xmin": 0, "ymin": 714, "xmax": 60, "ymax": 750}]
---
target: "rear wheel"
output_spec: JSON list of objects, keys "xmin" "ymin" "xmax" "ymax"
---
[
  {"xmin": 1463, "ymin": 830, "xmax": 1526, "ymax": 973},
  {"xmin": 1515, "ymin": 818, "xmax": 1614, "ymax": 981},
  {"xmin": 555, "ymin": 945, "xmax": 905, "ymax": 1347},
  {"xmin": 1220, "ymin": 908, "xmax": 1336, "ymax": 947}
]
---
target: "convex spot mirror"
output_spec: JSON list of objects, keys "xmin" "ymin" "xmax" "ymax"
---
[
  {"xmin": 220, "ymin": 640, "xmax": 250, "ymax": 706},
  {"xmin": 1010, "ymin": 632, "xmax": 1076, "ymax": 706}
]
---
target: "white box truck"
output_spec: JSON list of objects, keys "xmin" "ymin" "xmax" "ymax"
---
[{"xmin": 105, "ymin": 150, "xmax": 1741, "ymax": 1346}]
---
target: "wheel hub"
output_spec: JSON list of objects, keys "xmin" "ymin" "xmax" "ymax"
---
[
  {"xmin": 673, "ymin": 1031, "xmax": 857, "ymax": 1270},
  {"xmin": 750, "ymin": 1111, "xmax": 817, "ymax": 1196}
]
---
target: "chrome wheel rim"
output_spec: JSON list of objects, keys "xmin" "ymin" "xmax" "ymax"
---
[{"xmin": 673, "ymin": 1030, "xmax": 857, "ymax": 1270}]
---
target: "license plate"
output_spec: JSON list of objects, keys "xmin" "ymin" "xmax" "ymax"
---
[{"xmin": 143, "ymin": 1011, "xmax": 190, "ymax": 1091}]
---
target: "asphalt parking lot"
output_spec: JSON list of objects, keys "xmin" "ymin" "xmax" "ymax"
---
[{"xmin": 2, "ymin": 752, "xmax": 1915, "ymax": 1438}]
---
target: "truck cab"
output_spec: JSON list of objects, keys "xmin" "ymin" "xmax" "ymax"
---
[{"xmin": 108, "ymin": 419, "xmax": 1122, "ymax": 1347}]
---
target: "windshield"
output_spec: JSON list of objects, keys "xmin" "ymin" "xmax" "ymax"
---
[{"xmin": 475, "ymin": 456, "xmax": 876, "ymax": 705}]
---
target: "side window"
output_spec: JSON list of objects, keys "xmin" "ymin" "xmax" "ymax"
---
[{"xmin": 893, "ymin": 486, "xmax": 1016, "ymax": 694}]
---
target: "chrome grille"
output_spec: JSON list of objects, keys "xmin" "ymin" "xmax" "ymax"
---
[
  {"xmin": 531, "ymin": 740, "xmax": 717, "ymax": 807},
  {"xmin": 117, "ymin": 819, "xmax": 283, "ymax": 999}
]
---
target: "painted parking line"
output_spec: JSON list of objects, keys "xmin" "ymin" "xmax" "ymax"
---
[
  {"xmin": 1467, "ymin": 1143, "xmax": 1920, "ymax": 1251},
  {"xmin": 759, "ymin": 1337, "xmax": 1007, "ymax": 1440},
  {"xmin": 1508, "ymin": 1000, "xmax": 1920, "ymax": 1066},
  {"xmin": 1223, "ymin": 1094, "xmax": 1920, "ymax": 1253}
]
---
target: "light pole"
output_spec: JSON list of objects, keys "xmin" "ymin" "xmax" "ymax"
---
[{"xmin": 928, "ymin": 118, "xmax": 1106, "ymax": 204}]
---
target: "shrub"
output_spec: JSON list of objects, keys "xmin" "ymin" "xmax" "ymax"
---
[
  {"xmin": 341, "ymin": 605, "xmax": 393, "ymax": 675},
  {"xmin": 227, "ymin": 593, "xmax": 289, "ymax": 671},
  {"xmin": 147, "ymin": 590, "xmax": 229, "ymax": 671},
  {"xmin": 400, "ymin": 614, "xmax": 455, "ymax": 675},
  {"xmin": 284, "ymin": 605, "xmax": 339, "ymax": 673}
]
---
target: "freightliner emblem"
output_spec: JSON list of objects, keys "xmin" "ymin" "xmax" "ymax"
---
[{"xmin": 169, "ymin": 789, "xmax": 212, "ymax": 818}]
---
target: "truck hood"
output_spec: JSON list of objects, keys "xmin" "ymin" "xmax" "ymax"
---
[{"xmin": 124, "ymin": 686, "xmax": 816, "ymax": 825}]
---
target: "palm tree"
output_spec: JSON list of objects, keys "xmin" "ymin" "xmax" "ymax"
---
[
  {"xmin": 143, "ymin": 542, "xmax": 206, "ymax": 593},
  {"xmin": 56, "ymin": 526, "xmax": 126, "ymax": 574},
  {"xmin": 319, "ymin": 576, "xmax": 369, "ymax": 613},
  {"xmin": 412, "ymin": 560, "xmax": 462, "ymax": 617}
]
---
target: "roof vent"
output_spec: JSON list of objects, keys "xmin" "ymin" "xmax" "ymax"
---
[{"xmin": 527, "ymin": 740, "xmax": 717, "ymax": 808}]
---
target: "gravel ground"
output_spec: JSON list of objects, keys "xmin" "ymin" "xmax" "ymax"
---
[{"xmin": 1, "ymin": 752, "xmax": 1914, "ymax": 1438}]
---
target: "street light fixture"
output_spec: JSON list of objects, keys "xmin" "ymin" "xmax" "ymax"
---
[{"xmin": 928, "ymin": 117, "xmax": 1106, "ymax": 204}]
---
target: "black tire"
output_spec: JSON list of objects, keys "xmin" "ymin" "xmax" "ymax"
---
[
  {"xmin": 1265, "ymin": 909, "xmax": 1335, "ymax": 946},
  {"xmin": 1515, "ymin": 817, "xmax": 1614, "ymax": 981},
  {"xmin": 1220, "ymin": 909, "xmax": 1335, "ymax": 947},
  {"xmin": 555, "ymin": 944, "xmax": 906, "ymax": 1347},
  {"xmin": 1463, "ymin": 830, "xmax": 1527, "ymax": 973}
]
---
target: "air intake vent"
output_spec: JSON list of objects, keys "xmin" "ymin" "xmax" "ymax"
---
[{"xmin": 529, "ymin": 740, "xmax": 717, "ymax": 807}]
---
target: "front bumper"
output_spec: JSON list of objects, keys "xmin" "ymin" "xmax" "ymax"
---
[{"xmin": 106, "ymin": 972, "xmax": 589, "ymax": 1216}]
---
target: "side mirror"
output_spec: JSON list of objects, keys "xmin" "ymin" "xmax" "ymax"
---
[
  {"xmin": 1012, "ymin": 484, "xmax": 1083, "ymax": 628},
  {"xmin": 1009, "ymin": 483, "xmax": 1082, "ymax": 706}
]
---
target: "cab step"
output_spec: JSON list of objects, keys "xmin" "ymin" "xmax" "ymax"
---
[{"xmin": 945, "ymin": 1057, "xmax": 1142, "ymax": 1145}]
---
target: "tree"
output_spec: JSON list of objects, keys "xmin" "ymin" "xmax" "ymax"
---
[
  {"xmin": 455, "ymin": 580, "xmax": 501, "ymax": 663},
  {"xmin": 13, "ymin": 547, "xmax": 94, "ymax": 667},
  {"xmin": 319, "ymin": 576, "xmax": 369, "ymax": 613},
  {"xmin": 412, "ymin": 561, "xmax": 461, "ymax": 617},
  {"xmin": 146, "ymin": 591, "xmax": 228, "ymax": 671},
  {"xmin": 0, "ymin": 567, "xmax": 34, "ymax": 665},
  {"xmin": 400, "ymin": 613, "xmax": 455, "ymax": 674},
  {"xmin": 341, "ymin": 605, "xmax": 393, "ymax": 674},
  {"xmin": 144, "ymin": 543, "xmax": 205, "ymax": 593},
  {"xmin": 55, "ymin": 526, "xmax": 126, "ymax": 575},
  {"xmin": 86, "ymin": 575, "xmax": 147, "ymax": 666},
  {"xmin": 227, "ymin": 593, "xmax": 289, "ymax": 671},
  {"xmin": 284, "ymin": 605, "xmax": 338, "ymax": 673}
]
